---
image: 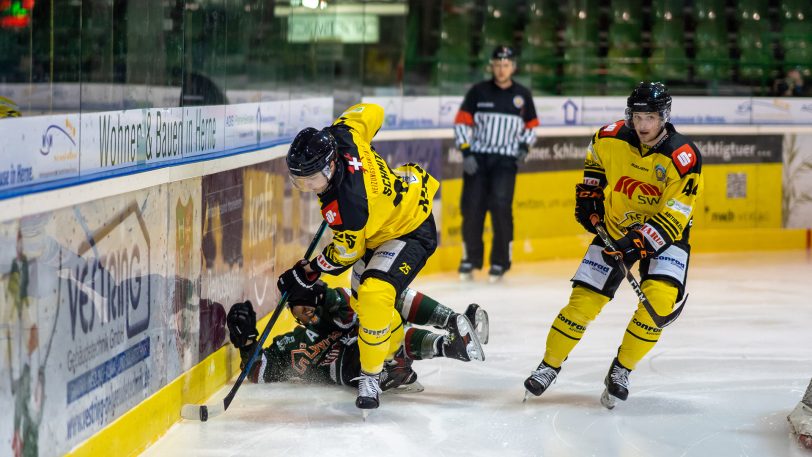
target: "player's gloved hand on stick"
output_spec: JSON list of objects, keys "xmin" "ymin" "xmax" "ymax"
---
[
  {"xmin": 603, "ymin": 229, "xmax": 653, "ymax": 265},
  {"xmin": 227, "ymin": 301, "xmax": 258, "ymax": 348},
  {"xmin": 277, "ymin": 258, "xmax": 320, "ymax": 298},
  {"xmin": 516, "ymin": 143, "xmax": 530, "ymax": 163},
  {"xmin": 288, "ymin": 279, "xmax": 327, "ymax": 309},
  {"xmin": 574, "ymin": 183, "xmax": 604, "ymax": 234}
]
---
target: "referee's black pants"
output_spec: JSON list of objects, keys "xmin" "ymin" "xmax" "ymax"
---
[{"xmin": 460, "ymin": 153, "xmax": 517, "ymax": 272}]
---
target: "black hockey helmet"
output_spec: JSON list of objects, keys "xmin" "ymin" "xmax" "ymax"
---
[
  {"xmin": 491, "ymin": 45, "xmax": 516, "ymax": 61},
  {"xmin": 286, "ymin": 127, "xmax": 337, "ymax": 192},
  {"xmin": 625, "ymin": 81, "xmax": 672, "ymax": 127}
]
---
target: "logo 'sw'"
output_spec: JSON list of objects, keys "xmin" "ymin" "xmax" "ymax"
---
[{"xmin": 614, "ymin": 176, "xmax": 662, "ymax": 199}]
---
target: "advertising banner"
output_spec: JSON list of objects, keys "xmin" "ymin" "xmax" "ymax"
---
[
  {"xmin": 225, "ymin": 103, "xmax": 262, "ymax": 151},
  {"xmin": 0, "ymin": 114, "xmax": 81, "ymax": 192},
  {"xmin": 0, "ymin": 186, "xmax": 193, "ymax": 456},
  {"xmin": 747, "ymin": 98, "xmax": 812, "ymax": 125},
  {"xmin": 288, "ymin": 97, "xmax": 334, "ymax": 137}
]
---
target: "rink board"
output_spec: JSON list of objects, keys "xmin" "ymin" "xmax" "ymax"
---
[{"xmin": 1, "ymin": 128, "xmax": 811, "ymax": 457}]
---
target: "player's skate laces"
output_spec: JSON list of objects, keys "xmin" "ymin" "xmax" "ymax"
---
[
  {"xmin": 353, "ymin": 372, "xmax": 383, "ymax": 409},
  {"xmin": 524, "ymin": 361, "xmax": 560, "ymax": 397},
  {"xmin": 604, "ymin": 357, "xmax": 630, "ymax": 401}
]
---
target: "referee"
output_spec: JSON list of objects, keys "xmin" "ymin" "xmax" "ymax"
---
[{"xmin": 454, "ymin": 45, "xmax": 539, "ymax": 282}]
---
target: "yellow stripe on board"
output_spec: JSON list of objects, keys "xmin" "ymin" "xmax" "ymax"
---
[{"xmin": 66, "ymin": 310, "xmax": 299, "ymax": 457}]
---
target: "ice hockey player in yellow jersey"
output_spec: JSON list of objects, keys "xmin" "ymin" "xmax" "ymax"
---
[
  {"xmin": 523, "ymin": 82, "xmax": 704, "ymax": 408},
  {"xmin": 278, "ymin": 103, "xmax": 460, "ymax": 412}
]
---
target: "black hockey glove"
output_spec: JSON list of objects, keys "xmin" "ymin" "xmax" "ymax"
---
[
  {"xmin": 227, "ymin": 300, "xmax": 258, "ymax": 348},
  {"xmin": 574, "ymin": 183, "xmax": 605, "ymax": 234},
  {"xmin": 460, "ymin": 144, "xmax": 478, "ymax": 175},
  {"xmin": 516, "ymin": 143, "xmax": 530, "ymax": 163},
  {"xmin": 287, "ymin": 279, "xmax": 327, "ymax": 308},
  {"xmin": 277, "ymin": 258, "xmax": 320, "ymax": 299},
  {"xmin": 603, "ymin": 229, "xmax": 653, "ymax": 265}
]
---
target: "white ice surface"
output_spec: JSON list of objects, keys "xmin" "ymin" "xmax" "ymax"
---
[{"xmin": 142, "ymin": 251, "xmax": 812, "ymax": 457}]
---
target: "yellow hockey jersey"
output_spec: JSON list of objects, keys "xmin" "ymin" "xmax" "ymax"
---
[
  {"xmin": 584, "ymin": 120, "xmax": 704, "ymax": 251},
  {"xmin": 311, "ymin": 103, "xmax": 440, "ymax": 273}
]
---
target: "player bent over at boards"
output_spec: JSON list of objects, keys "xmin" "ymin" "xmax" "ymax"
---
[
  {"xmin": 523, "ymin": 82, "xmax": 704, "ymax": 409},
  {"xmin": 226, "ymin": 282, "xmax": 488, "ymax": 394},
  {"xmin": 277, "ymin": 103, "xmax": 442, "ymax": 413}
]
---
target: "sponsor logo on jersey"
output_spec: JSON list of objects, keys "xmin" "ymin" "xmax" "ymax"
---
[
  {"xmin": 583, "ymin": 177, "xmax": 601, "ymax": 186},
  {"xmin": 322, "ymin": 200, "xmax": 343, "ymax": 226},
  {"xmin": 557, "ymin": 313, "xmax": 586, "ymax": 332},
  {"xmin": 315, "ymin": 253, "xmax": 341, "ymax": 271},
  {"xmin": 654, "ymin": 254, "xmax": 686, "ymax": 270},
  {"xmin": 375, "ymin": 250, "xmax": 397, "ymax": 259},
  {"xmin": 630, "ymin": 162, "xmax": 649, "ymax": 172},
  {"xmin": 362, "ymin": 324, "xmax": 391, "ymax": 337},
  {"xmin": 632, "ymin": 317, "xmax": 662, "ymax": 333},
  {"xmin": 513, "ymin": 95, "xmax": 525, "ymax": 109},
  {"xmin": 666, "ymin": 198, "xmax": 692, "ymax": 217},
  {"xmin": 342, "ymin": 106, "xmax": 365, "ymax": 116},
  {"xmin": 614, "ymin": 176, "xmax": 662, "ymax": 199},
  {"xmin": 671, "ymin": 144, "xmax": 697, "ymax": 174},
  {"xmin": 276, "ymin": 335, "xmax": 295, "ymax": 349},
  {"xmin": 640, "ymin": 224, "xmax": 666, "ymax": 250},
  {"xmin": 581, "ymin": 258, "xmax": 610, "ymax": 275},
  {"xmin": 655, "ymin": 164, "xmax": 667, "ymax": 182},
  {"xmin": 476, "ymin": 102, "xmax": 495, "ymax": 108}
]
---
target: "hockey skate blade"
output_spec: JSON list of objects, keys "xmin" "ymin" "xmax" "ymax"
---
[
  {"xmin": 600, "ymin": 389, "xmax": 617, "ymax": 410},
  {"xmin": 385, "ymin": 380, "xmax": 425, "ymax": 394},
  {"xmin": 466, "ymin": 304, "xmax": 490, "ymax": 345},
  {"xmin": 181, "ymin": 401, "xmax": 225, "ymax": 422},
  {"xmin": 456, "ymin": 315, "xmax": 485, "ymax": 362}
]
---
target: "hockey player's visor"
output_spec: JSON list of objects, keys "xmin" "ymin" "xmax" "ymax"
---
[{"xmin": 289, "ymin": 163, "xmax": 332, "ymax": 192}]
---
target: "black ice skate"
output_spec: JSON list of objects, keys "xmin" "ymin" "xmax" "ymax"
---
[
  {"xmin": 488, "ymin": 265, "xmax": 505, "ymax": 283},
  {"xmin": 459, "ymin": 262, "xmax": 474, "ymax": 281},
  {"xmin": 381, "ymin": 348, "xmax": 424, "ymax": 394},
  {"xmin": 442, "ymin": 314, "xmax": 485, "ymax": 362},
  {"xmin": 353, "ymin": 372, "xmax": 383, "ymax": 419},
  {"xmin": 523, "ymin": 361, "xmax": 560, "ymax": 401},
  {"xmin": 464, "ymin": 303, "xmax": 490, "ymax": 344},
  {"xmin": 601, "ymin": 357, "xmax": 631, "ymax": 410}
]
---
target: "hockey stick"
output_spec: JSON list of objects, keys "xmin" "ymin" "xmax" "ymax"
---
[
  {"xmin": 181, "ymin": 220, "xmax": 329, "ymax": 421},
  {"xmin": 592, "ymin": 220, "xmax": 686, "ymax": 328}
]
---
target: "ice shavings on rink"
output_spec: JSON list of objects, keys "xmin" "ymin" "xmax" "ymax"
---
[{"xmin": 142, "ymin": 251, "xmax": 812, "ymax": 457}]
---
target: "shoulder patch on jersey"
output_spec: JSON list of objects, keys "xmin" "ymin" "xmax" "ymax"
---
[
  {"xmin": 598, "ymin": 120, "xmax": 624, "ymax": 138},
  {"xmin": 322, "ymin": 200, "xmax": 343, "ymax": 227},
  {"xmin": 513, "ymin": 95, "xmax": 525, "ymax": 109},
  {"xmin": 671, "ymin": 144, "xmax": 698, "ymax": 175},
  {"xmin": 343, "ymin": 152, "xmax": 364, "ymax": 174}
]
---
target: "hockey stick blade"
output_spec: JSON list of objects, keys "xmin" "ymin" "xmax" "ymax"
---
[
  {"xmin": 593, "ymin": 222, "xmax": 685, "ymax": 328},
  {"xmin": 181, "ymin": 400, "xmax": 225, "ymax": 422}
]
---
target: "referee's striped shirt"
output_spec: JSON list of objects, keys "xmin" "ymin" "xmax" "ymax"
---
[{"xmin": 454, "ymin": 79, "xmax": 539, "ymax": 157}]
